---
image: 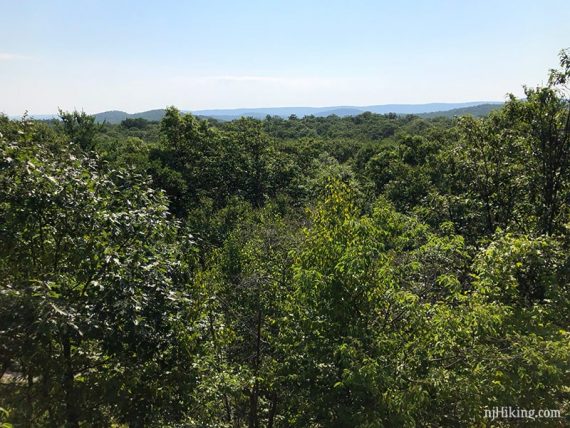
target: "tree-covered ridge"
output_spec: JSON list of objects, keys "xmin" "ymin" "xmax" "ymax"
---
[
  {"xmin": 90, "ymin": 103, "xmax": 499, "ymax": 124},
  {"xmin": 0, "ymin": 51, "xmax": 569, "ymax": 427}
]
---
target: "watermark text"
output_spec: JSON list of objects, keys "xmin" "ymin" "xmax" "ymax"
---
[{"xmin": 484, "ymin": 406, "xmax": 561, "ymax": 421}]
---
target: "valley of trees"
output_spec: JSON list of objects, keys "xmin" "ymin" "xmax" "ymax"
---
[{"xmin": 1, "ymin": 51, "xmax": 569, "ymax": 427}]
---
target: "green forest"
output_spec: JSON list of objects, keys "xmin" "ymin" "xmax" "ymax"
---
[{"xmin": 1, "ymin": 52, "xmax": 569, "ymax": 427}]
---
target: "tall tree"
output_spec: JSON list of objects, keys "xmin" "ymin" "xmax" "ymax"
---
[{"xmin": 0, "ymin": 120, "xmax": 198, "ymax": 426}]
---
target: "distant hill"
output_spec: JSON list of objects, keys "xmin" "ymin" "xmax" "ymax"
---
[
  {"xmin": 192, "ymin": 106, "xmax": 327, "ymax": 119},
  {"xmin": 93, "ymin": 110, "xmax": 129, "ymax": 123},
  {"xmin": 362, "ymin": 102, "xmax": 499, "ymax": 115},
  {"xmin": 83, "ymin": 102, "xmax": 504, "ymax": 124},
  {"xmin": 189, "ymin": 102, "xmax": 501, "ymax": 120},
  {"xmin": 315, "ymin": 108, "xmax": 365, "ymax": 117},
  {"xmin": 129, "ymin": 109, "xmax": 167, "ymax": 121},
  {"xmin": 94, "ymin": 109, "xmax": 166, "ymax": 123},
  {"xmin": 418, "ymin": 103, "xmax": 503, "ymax": 118}
]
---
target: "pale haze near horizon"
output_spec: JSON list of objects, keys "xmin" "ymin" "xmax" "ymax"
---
[{"xmin": 0, "ymin": 0, "xmax": 568, "ymax": 116}]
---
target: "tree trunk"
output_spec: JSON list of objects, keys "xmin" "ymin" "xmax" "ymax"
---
[
  {"xmin": 248, "ymin": 308, "xmax": 263, "ymax": 428},
  {"xmin": 62, "ymin": 335, "xmax": 79, "ymax": 428},
  {"xmin": 267, "ymin": 391, "xmax": 278, "ymax": 428}
]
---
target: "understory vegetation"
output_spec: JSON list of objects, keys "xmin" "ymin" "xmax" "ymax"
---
[{"xmin": 1, "ymin": 51, "xmax": 570, "ymax": 427}]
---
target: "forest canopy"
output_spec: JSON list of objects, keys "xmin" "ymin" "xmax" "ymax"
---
[{"xmin": 1, "ymin": 50, "xmax": 569, "ymax": 427}]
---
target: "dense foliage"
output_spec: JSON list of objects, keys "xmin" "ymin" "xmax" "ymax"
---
[{"xmin": 1, "ymin": 51, "xmax": 569, "ymax": 427}]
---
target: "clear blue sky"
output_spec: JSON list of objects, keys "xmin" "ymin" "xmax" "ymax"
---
[{"xmin": 1, "ymin": 0, "xmax": 568, "ymax": 115}]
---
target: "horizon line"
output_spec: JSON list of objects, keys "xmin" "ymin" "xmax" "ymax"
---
[{"xmin": 3, "ymin": 100, "xmax": 505, "ymax": 117}]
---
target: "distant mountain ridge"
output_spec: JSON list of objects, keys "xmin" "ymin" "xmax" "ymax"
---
[
  {"xmin": 418, "ymin": 103, "xmax": 502, "ymax": 118},
  {"xmin": 93, "ymin": 109, "xmax": 167, "ymax": 123},
  {"xmin": 11, "ymin": 102, "xmax": 502, "ymax": 123},
  {"xmin": 187, "ymin": 102, "xmax": 501, "ymax": 121}
]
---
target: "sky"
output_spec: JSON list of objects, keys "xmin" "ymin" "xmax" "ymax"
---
[{"xmin": 1, "ymin": 0, "xmax": 569, "ymax": 115}]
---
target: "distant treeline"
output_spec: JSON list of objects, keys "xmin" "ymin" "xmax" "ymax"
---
[{"xmin": 89, "ymin": 102, "xmax": 502, "ymax": 124}]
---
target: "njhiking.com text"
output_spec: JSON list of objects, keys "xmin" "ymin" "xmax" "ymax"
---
[{"xmin": 484, "ymin": 406, "xmax": 561, "ymax": 421}]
